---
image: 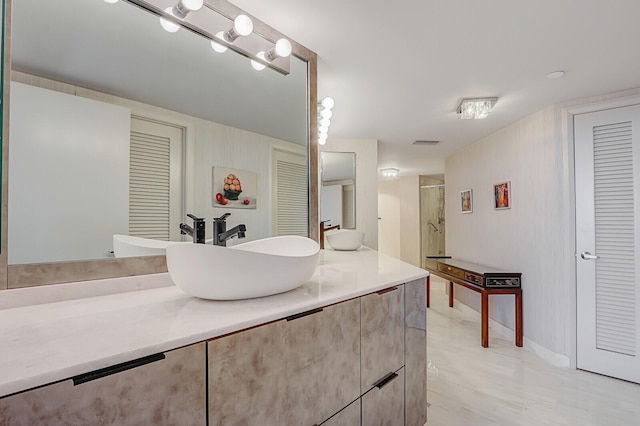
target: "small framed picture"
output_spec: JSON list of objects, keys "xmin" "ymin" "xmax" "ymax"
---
[
  {"xmin": 460, "ymin": 189, "xmax": 473, "ymax": 213},
  {"xmin": 494, "ymin": 181, "xmax": 511, "ymax": 209}
]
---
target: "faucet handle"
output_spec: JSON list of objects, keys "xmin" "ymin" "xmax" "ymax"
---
[
  {"xmin": 214, "ymin": 213, "xmax": 231, "ymax": 221},
  {"xmin": 187, "ymin": 214, "xmax": 204, "ymax": 222}
]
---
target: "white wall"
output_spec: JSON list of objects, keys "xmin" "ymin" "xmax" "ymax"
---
[
  {"xmin": 446, "ymin": 106, "xmax": 571, "ymax": 358},
  {"xmin": 320, "ymin": 185, "xmax": 343, "ymax": 228},
  {"xmin": 9, "ymin": 82, "xmax": 130, "ymax": 264},
  {"xmin": 320, "ymin": 139, "xmax": 378, "ymax": 249},
  {"xmin": 377, "ymin": 175, "xmax": 422, "ymax": 267}
]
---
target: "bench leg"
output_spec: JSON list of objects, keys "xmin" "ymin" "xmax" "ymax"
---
[
  {"xmin": 426, "ymin": 275, "xmax": 430, "ymax": 308},
  {"xmin": 515, "ymin": 291, "xmax": 523, "ymax": 347},
  {"xmin": 449, "ymin": 281, "xmax": 454, "ymax": 307},
  {"xmin": 481, "ymin": 291, "xmax": 489, "ymax": 348}
]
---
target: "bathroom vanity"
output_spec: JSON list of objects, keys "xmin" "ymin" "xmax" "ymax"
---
[{"xmin": 0, "ymin": 249, "xmax": 428, "ymax": 425}]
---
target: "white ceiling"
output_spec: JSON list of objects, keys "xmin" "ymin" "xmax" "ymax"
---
[{"xmin": 232, "ymin": 0, "xmax": 640, "ymax": 177}]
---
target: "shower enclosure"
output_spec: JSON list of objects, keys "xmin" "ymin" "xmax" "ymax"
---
[{"xmin": 420, "ymin": 184, "xmax": 445, "ymax": 269}]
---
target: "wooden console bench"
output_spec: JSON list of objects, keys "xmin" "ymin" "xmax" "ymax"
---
[{"xmin": 425, "ymin": 257, "xmax": 523, "ymax": 348}]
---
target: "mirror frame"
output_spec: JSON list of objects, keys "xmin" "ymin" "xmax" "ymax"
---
[{"xmin": 0, "ymin": 0, "xmax": 319, "ymax": 289}]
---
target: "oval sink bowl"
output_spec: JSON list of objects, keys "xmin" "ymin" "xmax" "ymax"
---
[
  {"xmin": 325, "ymin": 229, "xmax": 365, "ymax": 251},
  {"xmin": 113, "ymin": 234, "xmax": 190, "ymax": 258},
  {"xmin": 166, "ymin": 236, "xmax": 320, "ymax": 300}
]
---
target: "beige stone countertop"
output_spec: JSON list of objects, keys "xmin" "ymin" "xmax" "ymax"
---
[{"xmin": 0, "ymin": 248, "xmax": 427, "ymax": 398}]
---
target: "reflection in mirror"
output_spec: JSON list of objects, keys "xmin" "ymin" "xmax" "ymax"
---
[
  {"xmin": 8, "ymin": 0, "xmax": 309, "ymax": 265},
  {"xmin": 320, "ymin": 152, "xmax": 356, "ymax": 229}
]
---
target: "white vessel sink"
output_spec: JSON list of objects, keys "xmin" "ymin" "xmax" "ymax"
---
[
  {"xmin": 113, "ymin": 234, "xmax": 190, "ymax": 258},
  {"xmin": 325, "ymin": 229, "xmax": 365, "ymax": 251},
  {"xmin": 166, "ymin": 236, "xmax": 320, "ymax": 300}
]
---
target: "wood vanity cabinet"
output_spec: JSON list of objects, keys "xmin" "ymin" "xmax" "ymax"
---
[
  {"xmin": 320, "ymin": 399, "xmax": 361, "ymax": 425},
  {"xmin": 207, "ymin": 298, "xmax": 361, "ymax": 426},
  {"xmin": 0, "ymin": 343, "xmax": 207, "ymax": 425}
]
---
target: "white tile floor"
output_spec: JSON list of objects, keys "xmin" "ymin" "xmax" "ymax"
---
[{"xmin": 426, "ymin": 277, "xmax": 640, "ymax": 426}]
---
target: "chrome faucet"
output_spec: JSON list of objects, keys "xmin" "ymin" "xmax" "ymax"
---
[
  {"xmin": 213, "ymin": 213, "xmax": 246, "ymax": 246},
  {"xmin": 180, "ymin": 214, "xmax": 206, "ymax": 244}
]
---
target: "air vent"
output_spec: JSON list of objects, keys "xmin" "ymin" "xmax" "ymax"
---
[{"xmin": 413, "ymin": 140, "xmax": 440, "ymax": 146}]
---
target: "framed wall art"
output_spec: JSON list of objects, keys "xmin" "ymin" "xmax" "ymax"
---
[
  {"xmin": 494, "ymin": 181, "xmax": 511, "ymax": 209},
  {"xmin": 461, "ymin": 189, "xmax": 473, "ymax": 213}
]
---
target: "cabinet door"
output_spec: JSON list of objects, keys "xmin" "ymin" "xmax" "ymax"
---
[
  {"xmin": 0, "ymin": 343, "xmax": 206, "ymax": 425},
  {"xmin": 320, "ymin": 399, "xmax": 361, "ymax": 426},
  {"xmin": 361, "ymin": 367, "xmax": 404, "ymax": 426},
  {"xmin": 405, "ymin": 279, "xmax": 427, "ymax": 425},
  {"xmin": 208, "ymin": 298, "xmax": 361, "ymax": 426},
  {"xmin": 361, "ymin": 285, "xmax": 404, "ymax": 393}
]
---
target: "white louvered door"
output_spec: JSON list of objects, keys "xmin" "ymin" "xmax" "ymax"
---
[
  {"xmin": 272, "ymin": 148, "xmax": 308, "ymax": 236},
  {"xmin": 575, "ymin": 104, "xmax": 640, "ymax": 383},
  {"xmin": 129, "ymin": 116, "xmax": 184, "ymax": 241}
]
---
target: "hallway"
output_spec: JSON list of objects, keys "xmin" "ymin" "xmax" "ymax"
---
[{"xmin": 426, "ymin": 277, "xmax": 640, "ymax": 425}]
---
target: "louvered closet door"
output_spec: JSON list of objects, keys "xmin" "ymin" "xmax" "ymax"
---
[
  {"xmin": 130, "ymin": 117, "xmax": 184, "ymax": 241},
  {"xmin": 575, "ymin": 104, "xmax": 640, "ymax": 383},
  {"xmin": 273, "ymin": 149, "xmax": 308, "ymax": 236}
]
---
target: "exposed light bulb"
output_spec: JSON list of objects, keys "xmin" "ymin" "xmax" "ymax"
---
[
  {"xmin": 159, "ymin": 7, "xmax": 181, "ymax": 33},
  {"xmin": 319, "ymin": 124, "xmax": 329, "ymax": 133},
  {"xmin": 274, "ymin": 39, "xmax": 292, "ymax": 58},
  {"xmin": 211, "ymin": 31, "xmax": 228, "ymax": 53},
  {"xmin": 319, "ymin": 130, "xmax": 328, "ymax": 139},
  {"xmin": 318, "ymin": 137, "xmax": 327, "ymax": 146},
  {"xmin": 104, "ymin": 0, "xmax": 119, "ymax": 3},
  {"xmin": 320, "ymin": 118, "xmax": 331, "ymax": 127},
  {"xmin": 321, "ymin": 97, "xmax": 335, "ymax": 110},
  {"xmin": 251, "ymin": 52, "xmax": 267, "ymax": 71},
  {"xmin": 320, "ymin": 109, "xmax": 333, "ymax": 119},
  {"xmin": 233, "ymin": 14, "xmax": 253, "ymax": 37}
]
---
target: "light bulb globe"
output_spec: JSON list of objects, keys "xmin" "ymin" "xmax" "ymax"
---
[
  {"xmin": 320, "ymin": 118, "xmax": 331, "ymax": 127},
  {"xmin": 104, "ymin": 0, "xmax": 119, "ymax": 4},
  {"xmin": 321, "ymin": 97, "xmax": 335, "ymax": 110},
  {"xmin": 251, "ymin": 52, "xmax": 267, "ymax": 71},
  {"xmin": 160, "ymin": 8, "xmax": 181, "ymax": 33},
  {"xmin": 181, "ymin": 0, "xmax": 203, "ymax": 11},
  {"xmin": 319, "ymin": 125, "xmax": 329, "ymax": 133},
  {"xmin": 234, "ymin": 15, "xmax": 253, "ymax": 37},
  {"xmin": 320, "ymin": 109, "xmax": 333, "ymax": 119},
  {"xmin": 318, "ymin": 137, "xmax": 327, "ymax": 146},
  {"xmin": 274, "ymin": 39, "xmax": 292, "ymax": 58},
  {"xmin": 211, "ymin": 32, "xmax": 228, "ymax": 53}
]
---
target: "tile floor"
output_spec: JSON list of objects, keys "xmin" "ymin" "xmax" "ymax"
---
[{"xmin": 426, "ymin": 277, "xmax": 640, "ymax": 426}]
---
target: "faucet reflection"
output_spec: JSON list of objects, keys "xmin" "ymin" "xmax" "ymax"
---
[{"xmin": 213, "ymin": 213, "xmax": 247, "ymax": 246}]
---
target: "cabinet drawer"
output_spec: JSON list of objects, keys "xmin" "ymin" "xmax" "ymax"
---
[
  {"xmin": 465, "ymin": 272, "xmax": 484, "ymax": 286},
  {"xmin": 361, "ymin": 286, "xmax": 404, "ymax": 393},
  {"xmin": 437, "ymin": 263, "xmax": 466, "ymax": 280},
  {"xmin": 0, "ymin": 344, "xmax": 207, "ymax": 426},
  {"xmin": 361, "ymin": 368, "xmax": 405, "ymax": 425}
]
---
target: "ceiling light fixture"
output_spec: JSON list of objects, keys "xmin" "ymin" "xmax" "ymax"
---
[
  {"xmin": 456, "ymin": 97, "xmax": 498, "ymax": 120},
  {"xmin": 104, "ymin": 0, "xmax": 119, "ymax": 4},
  {"xmin": 317, "ymin": 97, "xmax": 335, "ymax": 145},
  {"xmin": 546, "ymin": 70, "xmax": 565, "ymax": 79},
  {"xmin": 380, "ymin": 168, "xmax": 400, "ymax": 179},
  {"xmin": 159, "ymin": 0, "xmax": 204, "ymax": 33}
]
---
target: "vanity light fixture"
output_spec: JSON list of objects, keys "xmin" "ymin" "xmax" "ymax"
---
[
  {"xmin": 380, "ymin": 168, "xmax": 400, "ymax": 179},
  {"xmin": 159, "ymin": 0, "xmax": 204, "ymax": 33},
  {"xmin": 251, "ymin": 39, "xmax": 292, "ymax": 71},
  {"xmin": 456, "ymin": 97, "xmax": 498, "ymax": 119},
  {"xmin": 318, "ymin": 97, "xmax": 334, "ymax": 145}
]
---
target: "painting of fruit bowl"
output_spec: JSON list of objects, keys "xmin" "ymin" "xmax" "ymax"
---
[{"xmin": 212, "ymin": 167, "xmax": 257, "ymax": 209}]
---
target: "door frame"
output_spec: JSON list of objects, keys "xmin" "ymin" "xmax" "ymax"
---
[{"xmin": 565, "ymin": 92, "xmax": 640, "ymax": 368}]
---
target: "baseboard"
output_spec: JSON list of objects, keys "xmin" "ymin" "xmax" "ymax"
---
[{"xmin": 453, "ymin": 300, "xmax": 571, "ymax": 368}]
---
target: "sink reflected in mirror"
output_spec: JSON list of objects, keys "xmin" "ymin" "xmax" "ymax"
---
[
  {"xmin": 166, "ymin": 236, "xmax": 320, "ymax": 300},
  {"xmin": 325, "ymin": 229, "xmax": 365, "ymax": 251}
]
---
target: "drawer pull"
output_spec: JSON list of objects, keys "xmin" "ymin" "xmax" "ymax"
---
[
  {"xmin": 286, "ymin": 307, "xmax": 323, "ymax": 321},
  {"xmin": 373, "ymin": 372, "xmax": 399, "ymax": 390},
  {"xmin": 376, "ymin": 286, "xmax": 398, "ymax": 295},
  {"xmin": 72, "ymin": 353, "xmax": 165, "ymax": 385}
]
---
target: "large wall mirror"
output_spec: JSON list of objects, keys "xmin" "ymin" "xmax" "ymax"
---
[
  {"xmin": 3, "ymin": 0, "xmax": 317, "ymax": 288},
  {"xmin": 320, "ymin": 152, "xmax": 356, "ymax": 229}
]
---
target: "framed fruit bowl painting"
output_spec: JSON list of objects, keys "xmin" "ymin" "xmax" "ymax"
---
[
  {"xmin": 494, "ymin": 181, "xmax": 511, "ymax": 210},
  {"xmin": 212, "ymin": 167, "xmax": 257, "ymax": 209}
]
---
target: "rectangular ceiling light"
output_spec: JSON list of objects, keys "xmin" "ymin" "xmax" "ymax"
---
[{"xmin": 456, "ymin": 97, "xmax": 498, "ymax": 119}]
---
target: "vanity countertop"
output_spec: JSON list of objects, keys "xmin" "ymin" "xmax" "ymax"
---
[{"xmin": 0, "ymin": 248, "xmax": 427, "ymax": 398}]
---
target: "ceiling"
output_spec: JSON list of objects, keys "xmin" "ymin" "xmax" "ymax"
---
[{"xmin": 231, "ymin": 0, "xmax": 640, "ymax": 177}]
